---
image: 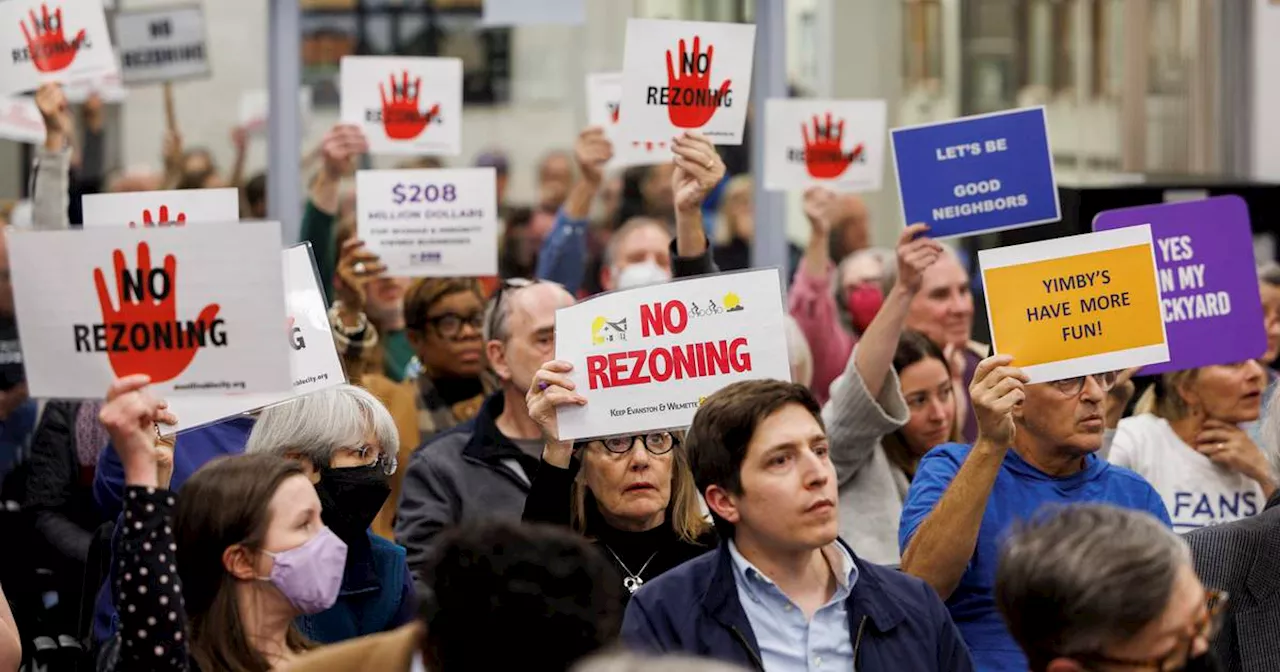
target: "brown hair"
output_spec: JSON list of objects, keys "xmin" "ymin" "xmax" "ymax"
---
[
  {"xmin": 1133, "ymin": 369, "xmax": 1201, "ymax": 421},
  {"xmin": 175, "ymin": 454, "xmax": 315, "ymax": 672},
  {"xmin": 570, "ymin": 432, "xmax": 711, "ymax": 545},
  {"xmin": 882, "ymin": 330, "xmax": 963, "ymax": 479}
]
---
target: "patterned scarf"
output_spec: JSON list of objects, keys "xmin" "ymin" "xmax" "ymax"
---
[{"xmin": 75, "ymin": 400, "xmax": 110, "ymax": 468}]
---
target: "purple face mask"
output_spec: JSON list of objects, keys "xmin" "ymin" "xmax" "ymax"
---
[{"xmin": 259, "ymin": 526, "xmax": 348, "ymax": 614}]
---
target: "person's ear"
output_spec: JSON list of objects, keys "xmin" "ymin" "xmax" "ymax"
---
[
  {"xmin": 1176, "ymin": 376, "xmax": 1201, "ymax": 413},
  {"xmin": 222, "ymin": 544, "xmax": 263, "ymax": 581},
  {"xmin": 284, "ymin": 453, "xmax": 320, "ymax": 482},
  {"xmin": 486, "ymin": 340, "xmax": 511, "ymax": 381},
  {"xmin": 601, "ymin": 266, "xmax": 616, "ymax": 292},
  {"xmin": 703, "ymin": 485, "xmax": 741, "ymax": 526}
]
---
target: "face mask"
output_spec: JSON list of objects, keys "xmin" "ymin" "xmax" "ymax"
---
[
  {"xmin": 259, "ymin": 526, "xmax": 348, "ymax": 614},
  {"xmin": 1181, "ymin": 650, "xmax": 1223, "ymax": 672},
  {"xmin": 315, "ymin": 462, "xmax": 392, "ymax": 544},
  {"xmin": 615, "ymin": 261, "xmax": 672, "ymax": 290},
  {"xmin": 845, "ymin": 284, "xmax": 884, "ymax": 333}
]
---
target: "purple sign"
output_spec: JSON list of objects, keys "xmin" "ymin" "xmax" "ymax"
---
[{"xmin": 1093, "ymin": 195, "xmax": 1265, "ymax": 374}]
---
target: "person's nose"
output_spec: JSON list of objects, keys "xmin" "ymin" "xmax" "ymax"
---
[
  {"xmin": 927, "ymin": 396, "xmax": 948, "ymax": 423},
  {"xmin": 1245, "ymin": 358, "xmax": 1266, "ymax": 384},
  {"xmin": 628, "ymin": 437, "xmax": 651, "ymax": 471},
  {"xmin": 800, "ymin": 449, "xmax": 829, "ymax": 489},
  {"xmin": 1080, "ymin": 374, "xmax": 1106, "ymax": 403}
]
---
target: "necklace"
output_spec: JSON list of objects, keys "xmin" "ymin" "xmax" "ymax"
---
[{"xmin": 603, "ymin": 545, "xmax": 659, "ymax": 594}]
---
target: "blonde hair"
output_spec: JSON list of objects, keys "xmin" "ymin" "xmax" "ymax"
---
[
  {"xmin": 1132, "ymin": 369, "xmax": 1201, "ymax": 420},
  {"xmin": 713, "ymin": 175, "xmax": 752, "ymax": 246},
  {"xmin": 570, "ymin": 433, "xmax": 711, "ymax": 545}
]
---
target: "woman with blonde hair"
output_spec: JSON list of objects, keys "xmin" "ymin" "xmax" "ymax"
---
[
  {"xmin": 522, "ymin": 360, "xmax": 715, "ymax": 604},
  {"xmin": 1110, "ymin": 361, "xmax": 1276, "ymax": 533}
]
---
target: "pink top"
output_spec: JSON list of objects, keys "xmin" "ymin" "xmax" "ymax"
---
[{"xmin": 788, "ymin": 261, "xmax": 856, "ymax": 405}]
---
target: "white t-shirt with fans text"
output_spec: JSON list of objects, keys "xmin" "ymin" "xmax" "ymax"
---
[{"xmin": 1110, "ymin": 414, "xmax": 1267, "ymax": 534}]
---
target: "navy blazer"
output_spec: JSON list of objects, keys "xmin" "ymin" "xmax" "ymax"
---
[{"xmin": 621, "ymin": 539, "xmax": 974, "ymax": 671}]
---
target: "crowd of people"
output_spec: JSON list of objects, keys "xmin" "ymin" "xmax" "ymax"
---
[{"xmin": 0, "ymin": 75, "xmax": 1276, "ymax": 672}]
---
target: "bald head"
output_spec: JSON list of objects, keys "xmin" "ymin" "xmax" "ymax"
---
[{"xmin": 485, "ymin": 282, "xmax": 575, "ymax": 393}]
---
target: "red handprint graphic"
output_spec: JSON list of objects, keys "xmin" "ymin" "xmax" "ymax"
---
[
  {"xmin": 128, "ymin": 206, "xmax": 187, "ymax": 228},
  {"xmin": 608, "ymin": 102, "xmax": 620, "ymax": 124},
  {"xmin": 19, "ymin": 3, "xmax": 86, "ymax": 73},
  {"xmin": 665, "ymin": 36, "xmax": 731, "ymax": 129},
  {"xmin": 92, "ymin": 242, "xmax": 220, "ymax": 383},
  {"xmin": 801, "ymin": 113, "xmax": 864, "ymax": 179},
  {"xmin": 379, "ymin": 72, "xmax": 441, "ymax": 140}
]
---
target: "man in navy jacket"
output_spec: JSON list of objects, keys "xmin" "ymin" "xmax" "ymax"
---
[{"xmin": 621, "ymin": 379, "xmax": 973, "ymax": 671}]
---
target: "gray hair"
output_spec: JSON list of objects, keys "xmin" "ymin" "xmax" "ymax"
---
[
  {"xmin": 245, "ymin": 385, "xmax": 400, "ymax": 475},
  {"xmin": 602, "ymin": 217, "xmax": 670, "ymax": 271},
  {"xmin": 995, "ymin": 503, "xmax": 1191, "ymax": 670},
  {"xmin": 837, "ymin": 247, "xmax": 895, "ymax": 296},
  {"xmin": 1259, "ymin": 261, "xmax": 1280, "ymax": 287},
  {"xmin": 573, "ymin": 652, "xmax": 746, "ymax": 672}
]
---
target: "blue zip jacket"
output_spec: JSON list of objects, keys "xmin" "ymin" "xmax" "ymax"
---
[
  {"xmin": 296, "ymin": 531, "xmax": 416, "ymax": 644},
  {"xmin": 621, "ymin": 539, "xmax": 974, "ymax": 671}
]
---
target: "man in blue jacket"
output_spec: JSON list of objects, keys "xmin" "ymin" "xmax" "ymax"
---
[{"xmin": 621, "ymin": 379, "xmax": 973, "ymax": 671}]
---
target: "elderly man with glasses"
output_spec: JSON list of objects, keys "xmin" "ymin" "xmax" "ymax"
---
[
  {"xmin": 996, "ymin": 503, "xmax": 1225, "ymax": 672},
  {"xmin": 898, "ymin": 357, "xmax": 1170, "ymax": 671}
]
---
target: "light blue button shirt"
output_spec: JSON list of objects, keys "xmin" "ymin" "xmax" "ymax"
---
[{"xmin": 728, "ymin": 540, "xmax": 859, "ymax": 672}]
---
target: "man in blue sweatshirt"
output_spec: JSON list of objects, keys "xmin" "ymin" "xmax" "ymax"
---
[
  {"xmin": 90, "ymin": 416, "xmax": 254, "ymax": 644},
  {"xmin": 899, "ymin": 356, "xmax": 1169, "ymax": 671}
]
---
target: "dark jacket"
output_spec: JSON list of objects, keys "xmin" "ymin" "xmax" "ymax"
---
[
  {"xmin": 522, "ymin": 457, "xmax": 715, "ymax": 608},
  {"xmin": 296, "ymin": 531, "xmax": 416, "ymax": 644},
  {"xmin": 1185, "ymin": 505, "xmax": 1280, "ymax": 672},
  {"xmin": 394, "ymin": 392, "xmax": 539, "ymax": 593},
  {"xmin": 621, "ymin": 540, "xmax": 974, "ymax": 671},
  {"xmin": 24, "ymin": 400, "xmax": 104, "ymax": 566}
]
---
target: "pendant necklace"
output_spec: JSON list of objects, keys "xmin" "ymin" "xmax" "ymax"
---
[{"xmin": 603, "ymin": 545, "xmax": 659, "ymax": 594}]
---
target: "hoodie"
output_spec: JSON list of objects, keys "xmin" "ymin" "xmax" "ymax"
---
[{"xmin": 898, "ymin": 443, "xmax": 1170, "ymax": 672}]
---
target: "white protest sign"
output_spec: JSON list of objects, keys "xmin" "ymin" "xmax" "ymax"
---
[
  {"xmin": 113, "ymin": 5, "xmax": 211, "ymax": 85},
  {"xmin": 0, "ymin": 0, "xmax": 117, "ymax": 97},
  {"xmin": 555, "ymin": 269, "xmax": 789, "ymax": 440},
  {"xmin": 340, "ymin": 56, "xmax": 462, "ymax": 156},
  {"xmin": 162, "ymin": 244, "xmax": 346, "ymax": 435},
  {"xmin": 764, "ymin": 99, "xmax": 888, "ymax": 193},
  {"xmin": 0, "ymin": 97, "xmax": 45, "ymax": 144},
  {"xmin": 586, "ymin": 71, "xmax": 669, "ymax": 169},
  {"xmin": 9, "ymin": 223, "xmax": 293, "ymax": 399},
  {"xmin": 619, "ymin": 19, "xmax": 755, "ymax": 145},
  {"xmin": 239, "ymin": 86, "xmax": 313, "ymax": 136},
  {"xmin": 82, "ymin": 188, "xmax": 240, "ymax": 227},
  {"xmin": 61, "ymin": 70, "xmax": 126, "ymax": 102},
  {"xmin": 356, "ymin": 168, "xmax": 498, "ymax": 278},
  {"xmin": 482, "ymin": 0, "xmax": 584, "ymax": 26}
]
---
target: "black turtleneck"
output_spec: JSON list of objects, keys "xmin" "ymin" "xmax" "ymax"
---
[{"xmin": 521, "ymin": 457, "xmax": 717, "ymax": 606}]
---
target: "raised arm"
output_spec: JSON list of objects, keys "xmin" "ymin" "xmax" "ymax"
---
[
  {"xmin": 302, "ymin": 124, "xmax": 367, "ymax": 303},
  {"xmin": 855, "ymin": 224, "xmax": 941, "ymax": 399},
  {"xmin": 670, "ymin": 131, "xmax": 725, "ymax": 266},
  {"xmin": 535, "ymin": 128, "xmax": 611, "ymax": 294},
  {"xmin": 900, "ymin": 355, "xmax": 1027, "ymax": 599},
  {"xmin": 788, "ymin": 187, "xmax": 852, "ymax": 402},
  {"xmin": 31, "ymin": 83, "xmax": 72, "ymax": 231},
  {"xmin": 521, "ymin": 360, "xmax": 587, "ymax": 526}
]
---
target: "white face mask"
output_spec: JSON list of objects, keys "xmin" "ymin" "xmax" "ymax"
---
[{"xmin": 614, "ymin": 261, "xmax": 672, "ymax": 290}]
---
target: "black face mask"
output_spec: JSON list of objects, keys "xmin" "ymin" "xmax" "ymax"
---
[
  {"xmin": 315, "ymin": 462, "xmax": 391, "ymax": 544},
  {"xmin": 1181, "ymin": 650, "xmax": 1223, "ymax": 672}
]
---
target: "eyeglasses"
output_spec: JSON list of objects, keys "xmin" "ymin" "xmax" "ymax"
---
[
  {"xmin": 486, "ymin": 278, "xmax": 540, "ymax": 342},
  {"xmin": 581, "ymin": 432, "xmax": 678, "ymax": 456},
  {"xmin": 1071, "ymin": 589, "xmax": 1229, "ymax": 671},
  {"xmin": 1050, "ymin": 371, "xmax": 1120, "ymax": 397},
  {"xmin": 337, "ymin": 443, "xmax": 397, "ymax": 476},
  {"xmin": 425, "ymin": 311, "xmax": 484, "ymax": 339}
]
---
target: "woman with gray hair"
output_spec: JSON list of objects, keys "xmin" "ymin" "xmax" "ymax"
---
[
  {"xmin": 996, "ymin": 504, "xmax": 1225, "ymax": 672},
  {"xmin": 245, "ymin": 384, "xmax": 415, "ymax": 645}
]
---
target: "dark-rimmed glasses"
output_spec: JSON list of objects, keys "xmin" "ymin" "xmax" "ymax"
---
[
  {"xmin": 424, "ymin": 311, "xmax": 484, "ymax": 339},
  {"xmin": 1050, "ymin": 371, "xmax": 1120, "ymax": 397},
  {"xmin": 1070, "ymin": 589, "xmax": 1229, "ymax": 671},
  {"xmin": 579, "ymin": 432, "xmax": 678, "ymax": 456}
]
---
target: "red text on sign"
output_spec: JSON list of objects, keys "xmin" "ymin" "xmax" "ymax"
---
[{"xmin": 585, "ymin": 337, "xmax": 752, "ymax": 390}]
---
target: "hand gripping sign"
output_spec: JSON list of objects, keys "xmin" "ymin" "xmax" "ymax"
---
[
  {"xmin": 161, "ymin": 244, "xmax": 346, "ymax": 435},
  {"xmin": 619, "ymin": 19, "xmax": 755, "ymax": 145},
  {"xmin": 0, "ymin": 0, "xmax": 116, "ymax": 97},
  {"xmin": 8, "ymin": 224, "xmax": 292, "ymax": 399},
  {"xmin": 979, "ymin": 225, "xmax": 1170, "ymax": 384},
  {"xmin": 82, "ymin": 188, "xmax": 240, "ymax": 227},
  {"xmin": 585, "ymin": 72, "xmax": 669, "ymax": 169},
  {"xmin": 764, "ymin": 99, "xmax": 888, "ymax": 193},
  {"xmin": 341, "ymin": 55, "xmax": 462, "ymax": 156},
  {"xmin": 1093, "ymin": 196, "xmax": 1266, "ymax": 375},
  {"xmin": 554, "ymin": 269, "xmax": 790, "ymax": 441}
]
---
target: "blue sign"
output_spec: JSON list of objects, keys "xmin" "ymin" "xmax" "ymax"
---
[{"xmin": 891, "ymin": 107, "xmax": 1060, "ymax": 238}]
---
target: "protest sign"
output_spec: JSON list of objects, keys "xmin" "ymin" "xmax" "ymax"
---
[
  {"xmin": 239, "ymin": 86, "xmax": 312, "ymax": 136},
  {"xmin": 891, "ymin": 106, "xmax": 1060, "ymax": 238},
  {"xmin": 764, "ymin": 98, "xmax": 887, "ymax": 193},
  {"xmin": 113, "ymin": 5, "xmax": 210, "ymax": 85},
  {"xmin": 61, "ymin": 70, "xmax": 126, "ymax": 102},
  {"xmin": 482, "ymin": 0, "xmax": 584, "ymax": 26},
  {"xmin": 619, "ymin": 19, "xmax": 755, "ymax": 145},
  {"xmin": 0, "ymin": 0, "xmax": 117, "ymax": 97},
  {"xmin": 555, "ymin": 269, "xmax": 790, "ymax": 440},
  {"xmin": 340, "ymin": 55, "xmax": 462, "ymax": 156},
  {"xmin": 1092, "ymin": 196, "xmax": 1265, "ymax": 374},
  {"xmin": 979, "ymin": 225, "xmax": 1169, "ymax": 384},
  {"xmin": 161, "ymin": 244, "xmax": 345, "ymax": 435},
  {"xmin": 0, "ymin": 97, "xmax": 45, "ymax": 144},
  {"xmin": 83, "ymin": 188, "xmax": 240, "ymax": 228},
  {"xmin": 586, "ymin": 71, "xmax": 669, "ymax": 169},
  {"xmin": 8, "ymin": 223, "xmax": 292, "ymax": 398},
  {"xmin": 356, "ymin": 168, "xmax": 498, "ymax": 277}
]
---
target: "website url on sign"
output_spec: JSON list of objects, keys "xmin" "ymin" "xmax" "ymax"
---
[{"xmin": 172, "ymin": 380, "xmax": 248, "ymax": 392}]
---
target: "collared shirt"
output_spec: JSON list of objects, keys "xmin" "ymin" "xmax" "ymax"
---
[{"xmin": 728, "ymin": 540, "xmax": 859, "ymax": 671}]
